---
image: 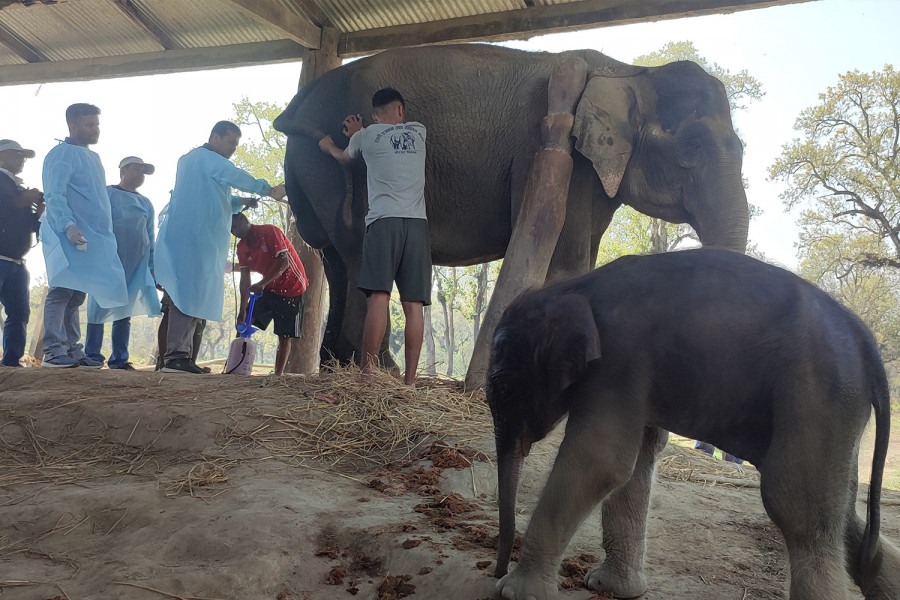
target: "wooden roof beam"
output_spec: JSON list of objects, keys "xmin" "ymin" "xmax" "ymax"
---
[
  {"xmin": 0, "ymin": 22, "xmax": 47, "ymax": 62},
  {"xmin": 338, "ymin": 0, "xmax": 816, "ymax": 57},
  {"xmin": 111, "ymin": 0, "xmax": 178, "ymax": 50},
  {"xmin": 289, "ymin": 0, "xmax": 330, "ymax": 28},
  {"xmin": 218, "ymin": 0, "xmax": 322, "ymax": 49},
  {"xmin": 0, "ymin": 39, "xmax": 303, "ymax": 86}
]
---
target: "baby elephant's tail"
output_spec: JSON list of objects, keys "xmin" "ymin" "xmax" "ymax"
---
[{"xmin": 857, "ymin": 342, "xmax": 890, "ymax": 586}]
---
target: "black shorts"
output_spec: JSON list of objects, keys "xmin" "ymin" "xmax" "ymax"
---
[
  {"xmin": 251, "ymin": 291, "xmax": 304, "ymax": 338},
  {"xmin": 358, "ymin": 217, "xmax": 432, "ymax": 305}
]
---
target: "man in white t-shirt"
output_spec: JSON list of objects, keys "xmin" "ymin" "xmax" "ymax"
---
[{"xmin": 320, "ymin": 88, "xmax": 431, "ymax": 384}]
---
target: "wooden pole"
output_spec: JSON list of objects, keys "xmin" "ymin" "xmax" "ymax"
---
[
  {"xmin": 465, "ymin": 57, "xmax": 589, "ymax": 390},
  {"xmin": 284, "ymin": 26, "xmax": 341, "ymax": 374}
]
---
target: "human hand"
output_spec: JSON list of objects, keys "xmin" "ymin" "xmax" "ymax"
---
[
  {"xmin": 249, "ymin": 282, "xmax": 264, "ymax": 295},
  {"xmin": 65, "ymin": 224, "xmax": 87, "ymax": 246},
  {"xmin": 318, "ymin": 135, "xmax": 335, "ymax": 153},
  {"xmin": 18, "ymin": 188, "xmax": 43, "ymax": 210},
  {"xmin": 268, "ymin": 184, "xmax": 286, "ymax": 201},
  {"xmin": 342, "ymin": 114, "xmax": 362, "ymax": 137},
  {"xmin": 236, "ymin": 309, "xmax": 247, "ymax": 327}
]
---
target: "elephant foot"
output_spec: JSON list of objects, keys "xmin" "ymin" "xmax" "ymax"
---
[
  {"xmin": 496, "ymin": 567, "xmax": 559, "ymax": 600},
  {"xmin": 860, "ymin": 537, "xmax": 900, "ymax": 600},
  {"xmin": 584, "ymin": 563, "xmax": 647, "ymax": 599}
]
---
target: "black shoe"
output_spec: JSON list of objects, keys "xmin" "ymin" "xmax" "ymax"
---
[
  {"xmin": 161, "ymin": 358, "xmax": 204, "ymax": 374},
  {"xmin": 110, "ymin": 362, "xmax": 136, "ymax": 371}
]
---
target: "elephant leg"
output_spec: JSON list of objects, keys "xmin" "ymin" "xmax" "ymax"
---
[
  {"xmin": 758, "ymin": 425, "xmax": 854, "ymax": 600},
  {"xmin": 320, "ymin": 245, "xmax": 350, "ymax": 365},
  {"xmin": 497, "ymin": 383, "xmax": 645, "ymax": 600},
  {"xmin": 546, "ymin": 155, "xmax": 594, "ymax": 284},
  {"xmin": 843, "ymin": 445, "xmax": 900, "ymax": 599},
  {"xmin": 585, "ymin": 426, "xmax": 668, "ymax": 598}
]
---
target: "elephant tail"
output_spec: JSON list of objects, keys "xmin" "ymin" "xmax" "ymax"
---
[{"xmin": 858, "ymin": 341, "xmax": 890, "ymax": 583}]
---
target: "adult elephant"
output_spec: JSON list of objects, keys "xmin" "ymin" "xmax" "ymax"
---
[{"xmin": 273, "ymin": 43, "xmax": 748, "ymax": 376}]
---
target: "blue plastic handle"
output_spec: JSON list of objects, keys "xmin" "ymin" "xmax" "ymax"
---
[{"xmin": 236, "ymin": 292, "xmax": 261, "ymax": 338}]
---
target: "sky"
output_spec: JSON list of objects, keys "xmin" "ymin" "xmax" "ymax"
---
[{"xmin": 1, "ymin": 0, "xmax": 898, "ymax": 282}]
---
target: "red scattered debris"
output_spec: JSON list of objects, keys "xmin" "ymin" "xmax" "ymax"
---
[
  {"xmin": 414, "ymin": 493, "xmax": 480, "ymax": 519},
  {"xmin": 277, "ymin": 592, "xmax": 289, "ymax": 600},
  {"xmin": 401, "ymin": 524, "xmax": 417, "ymax": 533},
  {"xmin": 418, "ymin": 567, "xmax": 433, "ymax": 575},
  {"xmin": 327, "ymin": 566, "xmax": 348, "ymax": 585},
  {"xmin": 376, "ymin": 574, "xmax": 416, "ymax": 599},
  {"xmin": 401, "ymin": 538, "xmax": 423, "ymax": 549},
  {"xmin": 476, "ymin": 560, "xmax": 492, "ymax": 570},
  {"xmin": 358, "ymin": 497, "xmax": 371, "ymax": 502},
  {"xmin": 314, "ymin": 393, "xmax": 341, "ymax": 405},
  {"xmin": 422, "ymin": 440, "xmax": 487, "ymax": 469},
  {"xmin": 347, "ymin": 586, "xmax": 359, "ymax": 595},
  {"xmin": 315, "ymin": 545, "xmax": 340, "ymax": 559},
  {"xmin": 558, "ymin": 553, "xmax": 599, "ymax": 590}
]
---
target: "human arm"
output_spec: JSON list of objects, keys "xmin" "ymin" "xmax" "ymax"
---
[
  {"xmin": 146, "ymin": 198, "xmax": 156, "ymax": 274},
  {"xmin": 237, "ymin": 267, "xmax": 252, "ymax": 326},
  {"xmin": 319, "ymin": 115, "xmax": 364, "ymax": 164},
  {"xmin": 249, "ymin": 251, "xmax": 291, "ymax": 295},
  {"xmin": 41, "ymin": 153, "xmax": 80, "ymax": 236}
]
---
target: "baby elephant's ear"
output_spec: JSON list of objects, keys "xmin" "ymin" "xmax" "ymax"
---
[{"xmin": 540, "ymin": 294, "xmax": 601, "ymax": 397}]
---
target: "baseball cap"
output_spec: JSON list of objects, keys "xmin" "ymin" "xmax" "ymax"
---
[
  {"xmin": 119, "ymin": 156, "xmax": 155, "ymax": 174},
  {"xmin": 0, "ymin": 139, "xmax": 36, "ymax": 158}
]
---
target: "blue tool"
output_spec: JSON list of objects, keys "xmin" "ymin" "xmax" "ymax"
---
[{"xmin": 236, "ymin": 292, "xmax": 261, "ymax": 337}]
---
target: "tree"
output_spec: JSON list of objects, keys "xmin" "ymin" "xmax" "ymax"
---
[
  {"xmin": 797, "ymin": 232, "xmax": 900, "ymax": 363},
  {"xmin": 230, "ymin": 98, "xmax": 327, "ymax": 373},
  {"xmin": 596, "ymin": 41, "xmax": 765, "ymax": 261},
  {"xmin": 770, "ymin": 65, "xmax": 900, "ymax": 270}
]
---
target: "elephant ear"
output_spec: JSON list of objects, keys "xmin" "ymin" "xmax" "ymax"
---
[
  {"xmin": 573, "ymin": 75, "xmax": 637, "ymax": 199},
  {"xmin": 537, "ymin": 294, "xmax": 602, "ymax": 399}
]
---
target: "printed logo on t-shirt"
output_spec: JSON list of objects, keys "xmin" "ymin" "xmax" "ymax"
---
[
  {"xmin": 390, "ymin": 132, "xmax": 416, "ymax": 151},
  {"xmin": 373, "ymin": 124, "xmax": 423, "ymax": 155}
]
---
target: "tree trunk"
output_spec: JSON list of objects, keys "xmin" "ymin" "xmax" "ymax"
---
[
  {"xmin": 283, "ymin": 27, "xmax": 341, "ymax": 374},
  {"xmin": 472, "ymin": 263, "xmax": 489, "ymax": 343},
  {"xmin": 423, "ymin": 304, "xmax": 436, "ymax": 376}
]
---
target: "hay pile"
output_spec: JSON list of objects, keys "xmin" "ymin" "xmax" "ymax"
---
[
  {"xmin": 657, "ymin": 443, "xmax": 760, "ymax": 488},
  {"xmin": 220, "ymin": 365, "xmax": 494, "ymax": 473}
]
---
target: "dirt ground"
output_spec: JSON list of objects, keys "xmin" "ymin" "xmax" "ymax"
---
[{"xmin": 2, "ymin": 368, "xmax": 899, "ymax": 600}]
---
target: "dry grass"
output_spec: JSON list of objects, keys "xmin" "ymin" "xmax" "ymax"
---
[
  {"xmin": 221, "ymin": 364, "xmax": 492, "ymax": 473},
  {"xmin": 658, "ymin": 443, "xmax": 760, "ymax": 488}
]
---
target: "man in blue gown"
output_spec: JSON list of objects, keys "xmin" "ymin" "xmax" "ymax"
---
[
  {"xmin": 84, "ymin": 157, "xmax": 162, "ymax": 369},
  {"xmin": 40, "ymin": 103, "xmax": 127, "ymax": 368},
  {"xmin": 154, "ymin": 121, "xmax": 285, "ymax": 373}
]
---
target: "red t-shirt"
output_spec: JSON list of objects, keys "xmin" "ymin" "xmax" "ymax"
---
[{"xmin": 236, "ymin": 224, "xmax": 308, "ymax": 297}]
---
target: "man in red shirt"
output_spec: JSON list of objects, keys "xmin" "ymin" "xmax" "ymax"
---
[{"xmin": 231, "ymin": 212, "xmax": 308, "ymax": 375}]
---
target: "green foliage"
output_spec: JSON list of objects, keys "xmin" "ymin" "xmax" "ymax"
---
[
  {"xmin": 231, "ymin": 97, "xmax": 292, "ymax": 232},
  {"xmin": 770, "ymin": 64, "xmax": 900, "ymax": 268},
  {"xmin": 798, "ymin": 232, "xmax": 900, "ymax": 363}
]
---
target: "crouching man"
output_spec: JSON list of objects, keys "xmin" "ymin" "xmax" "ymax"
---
[{"xmin": 231, "ymin": 212, "xmax": 308, "ymax": 375}]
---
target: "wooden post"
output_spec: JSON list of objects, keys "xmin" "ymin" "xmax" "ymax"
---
[
  {"xmin": 284, "ymin": 26, "xmax": 340, "ymax": 374},
  {"xmin": 28, "ymin": 285, "xmax": 48, "ymax": 364},
  {"xmin": 465, "ymin": 58, "xmax": 589, "ymax": 390}
]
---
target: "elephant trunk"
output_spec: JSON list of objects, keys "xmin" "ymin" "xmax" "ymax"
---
[
  {"xmin": 495, "ymin": 447, "xmax": 525, "ymax": 578},
  {"xmin": 693, "ymin": 162, "xmax": 749, "ymax": 253}
]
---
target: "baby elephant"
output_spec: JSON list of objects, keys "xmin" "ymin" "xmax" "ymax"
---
[{"xmin": 487, "ymin": 249, "xmax": 897, "ymax": 600}]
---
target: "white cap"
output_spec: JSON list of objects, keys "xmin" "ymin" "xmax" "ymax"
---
[
  {"xmin": 0, "ymin": 139, "xmax": 35, "ymax": 158},
  {"xmin": 119, "ymin": 156, "xmax": 155, "ymax": 174}
]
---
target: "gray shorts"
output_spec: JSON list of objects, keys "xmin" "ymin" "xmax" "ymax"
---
[{"xmin": 358, "ymin": 217, "xmax": 432, "ymax": 305}]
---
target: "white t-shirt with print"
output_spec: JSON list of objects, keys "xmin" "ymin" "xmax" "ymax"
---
[{"xmin": 347, "ymin": 121, "xmax": 427, "ymax": 226}]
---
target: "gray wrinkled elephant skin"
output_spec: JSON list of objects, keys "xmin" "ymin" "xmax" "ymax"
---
[
  {"xmin": 487, "ymin": 248, "xmax": 897, "ymax": 600},
  {"xmin": 274, "ymin": 44, "xmax": 749, "ymax": 368}
]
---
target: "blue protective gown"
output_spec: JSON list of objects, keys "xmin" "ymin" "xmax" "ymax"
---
[
  {"xmin": 40, "ymin": 141, "xmax": 128, "ymax": 308},
  {"xmin": 86, "ymin": 186, "xmax": 162, "ymax": 323},
  {"xmin": 153, "ymin": 145, "xmax": 271, "ymax": 321}
]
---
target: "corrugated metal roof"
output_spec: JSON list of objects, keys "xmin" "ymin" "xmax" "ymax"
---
[
  {"xmin": 320, "ymin": 0, "xmax": 526, "ymax": 33},
  {"xmin": 130, "ymin": 0, "xmax": 287, "ymax": 49},
  {"xmin": 0, "ymin": 0, "xmax": 814, "ymax": 86},
  {"xmin": 0, "ymin": 0, "xmax": 160, "ymax": 61}
]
